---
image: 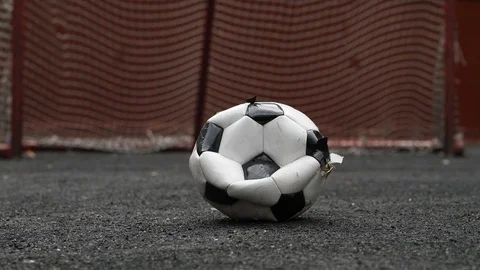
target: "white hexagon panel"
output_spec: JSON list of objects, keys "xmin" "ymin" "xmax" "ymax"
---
[
  {"xmin": 271, "ymin": 155, "xmax": 320, "ymax": 194},
  {"xmin": 278, "ymin": 103, "xmax": 319, "ymax": 132},
  {"xmin": 188, "ymin": 145, "xmax": 207, "ymax": 193},
  {"xmin": 207, "ymin": 103, "xmax": 248, "ymax": 129},
  {"xmin": 263, "ymin": 115, "xmax": 307, "ymax": 167},
  {"xmin": 218, "ymin": 116, "xmax": 263, "ymax": 165},
  {"xmin": 226, "ymin": 177, "xmax": 281, "ymax": 206},
  {"xmin": 303, "ymin": 170, "xmax": 327, "ymax": 206},
  {"xmin": 199, "ymin": 152, "xmax": 244, "ymax": 189}
]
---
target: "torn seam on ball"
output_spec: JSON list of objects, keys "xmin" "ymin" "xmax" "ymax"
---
[
  {"xmin": 313, "ymin": 138, "xmax": 331, "ymax": 168},
  {"xmin": 321, "ymin": 162, "xmax": 335, "ymax": 179},
  {"xmin": 313, "ymin": 136, "xmax": 335, "ymax": 179}
]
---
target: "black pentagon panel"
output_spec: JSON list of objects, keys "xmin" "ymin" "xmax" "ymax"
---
[
  {"xmin": 245, "ymin": 95, "xmax": 257, "ymax": 104},
  {"xmin": 310, "ymin": 150, "xmax": 327, "ymax": 167},
  {"xmin": 196, "ymin": 122, "xmax": 223, "ymax": 155},
  {"xmin": 242, "ymin": 153, "xmax": 280, "ymax": 180},
  {"xmin": 246, "ymin": 103, "xmax": 284, "ymax": 125},
  {"xmin": 271, "ymin": 192, "xmax": 306, "ymax": 222},
  {"xmin": 306, "ymin": 129, "xmax": 330, "ymax": 167},
  {"xmin": 204, "ymin": 182, "xmax": 238, "ymax": 205},
  {"xmin": 306, "ymin": 130, "xmax": 322, "ymax": 155}
]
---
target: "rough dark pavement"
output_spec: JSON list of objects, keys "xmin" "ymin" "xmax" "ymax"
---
[{"xmin": 0, "ymin": 148, "xmax": 479, "ymax": 270}]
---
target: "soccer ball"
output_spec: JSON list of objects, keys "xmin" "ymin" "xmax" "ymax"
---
[{"xmin": 189, "ymin": 100, "xmax": 343, "ymax": 221}]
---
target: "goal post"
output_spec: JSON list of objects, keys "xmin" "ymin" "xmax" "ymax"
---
[
  {"xmin": 1, "ymin": 0, "xmax": 460, "ymax": 158},
  {"xmin": 9, "ymin": 0, "xmax": 26, "ymax": 158},
  {"xmin": 443, "ymin": 0, "xmax": 458, "ymax": 156},
  {"xmin": 0, "ymin": 1, "xmax": 10, "ymax": 157}
]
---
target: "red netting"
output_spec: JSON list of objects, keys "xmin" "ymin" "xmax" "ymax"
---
[
  {"xmin": 4, "ymin": 0, "xmax": 454, "ymax": 153},
  {"xmin": 0, "ymin": 0, "xmax": 12, "ymax": 150},
  {"xmin": 204, "ymin": 1, "xmax": 446, "ymax": 148},
  {"xmin": 21, "ymin": 0, "xmax": 206, "ymax": 152}
]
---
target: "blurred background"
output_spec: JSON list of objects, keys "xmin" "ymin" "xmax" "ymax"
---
[{"xmin": 0, "ymin": 0, "xmax": 478, "ymax": 158}]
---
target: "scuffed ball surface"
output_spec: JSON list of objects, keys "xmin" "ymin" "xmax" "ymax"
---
[{"xmin": 190, "ymin": 101, "xmax": 334, "ymax": 221}]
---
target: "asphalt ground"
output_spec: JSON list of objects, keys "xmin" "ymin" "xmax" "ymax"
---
[{"xmin": 0, "ymin": 148, "xmax": 479, "ymax": 269}]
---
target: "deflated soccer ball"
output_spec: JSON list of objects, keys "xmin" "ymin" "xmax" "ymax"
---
[{"xmin": 189, "ymin": 99, "xmax": 343, "ymax": 221}]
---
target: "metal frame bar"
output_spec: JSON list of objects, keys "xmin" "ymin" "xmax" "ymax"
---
[
  {"xmin": 193, "ymin": 0, "xmax": 216, "ymax": 147},
  {"xmin": 10, "ymin": 0, "xmax": 26, "ymax": 158},
  {"xmin": 444, "ymin": 0, "xmax": 457, "ymax": 156}
]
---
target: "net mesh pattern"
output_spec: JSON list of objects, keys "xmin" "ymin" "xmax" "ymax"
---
[
  {"xmin": 0, "ymin": 0, "xmax": 12, "ymax": 148},
  {"xmin": 21, "ymin": 0, "xmax": 206, "ymax": 152},
  {"xmin": 204, "ymin": 1, "xmax": 446, "ymax": 148},
  {"xmin": 2, "ymin": 0, "xmax": 454, "ymax": 153}
]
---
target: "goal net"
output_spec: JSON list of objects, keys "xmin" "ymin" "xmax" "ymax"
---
[
  {"xmin": 1, "ymin": 0, "xmax": 457, "ymax": 154},
  {"xmin": 19, "ymin": 0, "xmax": 204, "ymax": 153},
  {"xmin": 0, "ymin": 0, "xmax": 12, "ymax": 153},
  {"xmin": 204, "ymin": 1, "xmax": 451, "ymax": 149}
]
